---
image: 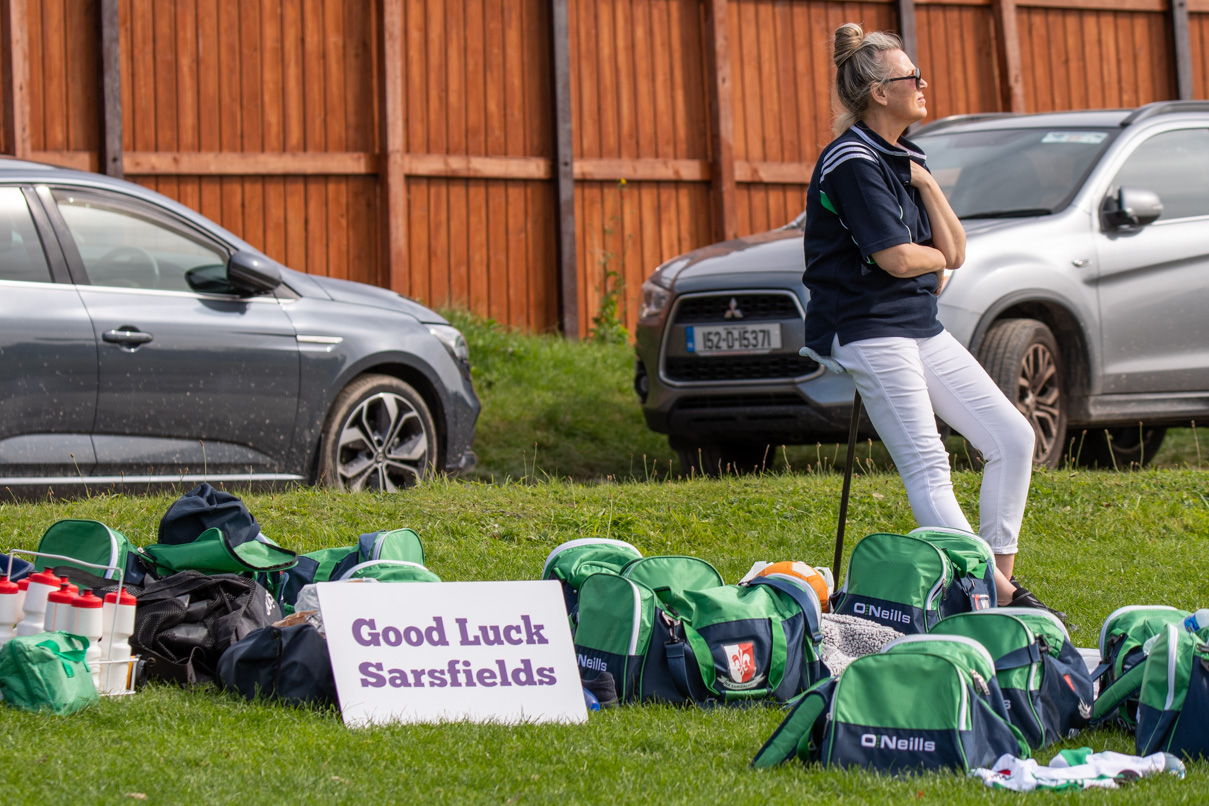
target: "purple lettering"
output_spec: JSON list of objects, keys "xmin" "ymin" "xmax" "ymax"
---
[
  {"xmin": 359, "ymin": 661, "xmax": 385, "ymax": 687},
  {"xmin": 353, "ymin": 618, "xmax": 380, "ymax": 647}
]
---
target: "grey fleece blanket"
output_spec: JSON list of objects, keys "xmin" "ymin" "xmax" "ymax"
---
[{"xmin": 819, "ymin": 613, "xmax": 904, "ymax": 675}]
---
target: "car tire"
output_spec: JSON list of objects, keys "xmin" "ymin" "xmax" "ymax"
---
[
  {"xmin": 318, "ymin": 374, "xmax": 438, "ymax": 492},
  {"xmin": 977, "ymin": 318, "xmax": 1067, "ymax": 469},
  {"xmin": 674, "ymin": 441, "xmax": 773, "ymax": 477},
  {"xmin": 1067, "ymin": 425, "xmax": 1166, "ymax": 469}
]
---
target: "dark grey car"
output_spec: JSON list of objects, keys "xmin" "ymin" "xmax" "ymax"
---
[
  {"xmin": 635, "ymin": 101, "xmax": 1209, "ymax": 472},
  {"xmin": 0, "ymin": 158, "xmax": 479, "ymax": 493}
]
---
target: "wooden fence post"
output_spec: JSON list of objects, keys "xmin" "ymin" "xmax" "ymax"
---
[
  {"xmin": 1170, "ymin": 0, "xmax": 1193, "ymax": 100},
  {"xmin": 1, "ymin": 0, "xmax": 30, "ymax": 159},
  {"xmin": 550, "ymin": 0, "xmax": 578, "ymax": 339},
  {"xmin": 705, "ymin": 0, "xmax": 737, "ymax": 242},
  {"xmin": 99, "ymin": 0, "xmax": 122, "ymax": 177},
  {"xmin": 378, "ymin": 0, "xmax": 408, "ymax": 295},
  {"xmin": 897, "ymin": 0, "xmax": 918, "ymax": 63},
  {"xmin": 991, "ymin": 0, "xmax": 1026, "ymax": 113}
]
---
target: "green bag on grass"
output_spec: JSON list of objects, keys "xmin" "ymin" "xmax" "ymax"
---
[
  {"xmin": 33, "ymin": 519, "xmax": 139, "ymax": 581},
  {"xmin": 1135, "ymin": 623, "xmax": 1209, "ymax": 759},
  {"xmin": 0, "ymin": 632, "xmax": 98, "ymax": 714},
  {"xmin": 140, "ymin": 526, "xmax": 297, "ymax": 577}
]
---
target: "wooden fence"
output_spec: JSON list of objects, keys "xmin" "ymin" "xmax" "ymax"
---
[{"xmin": 2, "ymin": 0, "xmax": 1206, "ymax": 337}]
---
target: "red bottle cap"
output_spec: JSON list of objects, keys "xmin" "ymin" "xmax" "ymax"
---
[
  {"xmin": 103, "ymin": 589, "xmax": 138, "ymax": 606},
  {"xmin": 17, "ymin": 579, "xmax": 29, "ymax": 591},
  {"xmin": 29, "ymin": 569, "xmax": 61, "ymax": 587},
  {"xmin": 0, "ymin": 576, "xmax": 18, "ymax": 595},
  {"xmin": 73, "ymin": 591, "xmax": 103, "ymax": 609},
  {"xmin": 47, "ymin": 582, "xmax": 80, "ymax": 605}
]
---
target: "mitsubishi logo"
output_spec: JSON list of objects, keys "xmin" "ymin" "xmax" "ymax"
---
[{"xmin": 723, "ymin": 298, "xmax": 744, "ymax": 319}]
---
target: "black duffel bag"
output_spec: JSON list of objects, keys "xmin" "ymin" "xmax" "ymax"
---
[
  {"xmin": 132, "ymin": 571, "xmax": 281, "ymax": 686},
  {"xmin": 217, "ymin": 623, "xmax": 337, "ymax": 707}
]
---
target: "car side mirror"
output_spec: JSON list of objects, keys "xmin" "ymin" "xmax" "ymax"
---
[
  {"xmin": 227, "ymin": 250, "xmax": 283, "ymax": 297},
  {"xmin": 1102, "ymin": 187, "xmax": 1163, "ymax": 230}
]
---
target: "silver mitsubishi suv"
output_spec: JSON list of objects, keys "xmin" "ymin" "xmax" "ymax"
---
[{"xmin": 634, "ymin": 101, "xmax": 1209, "ymax": 473}]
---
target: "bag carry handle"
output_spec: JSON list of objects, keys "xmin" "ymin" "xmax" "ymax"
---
[
  {"xmin": 994, "ymin": 642, "xmax": 1042, "ymax": 671},
  {"xmin": 36, "ymin": 638, "xmax": 88, "ymax": 678},
  {"xmin": 747, "ymin": 576, "xmax": 824, "ymax": 645},
  {"xmin": 1090, "ymin": 659, "xmax": 1147, "ymax": 722}
]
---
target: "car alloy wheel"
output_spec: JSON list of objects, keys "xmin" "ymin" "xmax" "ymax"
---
[
  {"xmin": 978, "ymin": 318, "xmax": 1067, "ymax": 469},
  {"xmin": 320, "ymin": 374, "xmax": 438, "ymax": 492}
]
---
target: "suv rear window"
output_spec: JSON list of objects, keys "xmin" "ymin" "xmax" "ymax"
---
[{"xmin": 915, "ymin": 127, "xmax": 1116, "ymax": 219}]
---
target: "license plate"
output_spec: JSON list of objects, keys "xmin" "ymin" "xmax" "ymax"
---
[{"xmin": 686, "ymin": 324, "xmax": 781, "ymax": 354}]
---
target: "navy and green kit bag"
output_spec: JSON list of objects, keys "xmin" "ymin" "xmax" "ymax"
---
[
  {"xmin": 279, "ymin": 528, "xmax": 429, "ymax": 609},
  {"xmin": 541, "ymin": 537, "xmax": 643, "ymax": 616},
  {"xmin": 931, "ymin": 609, "xmax": 1092, "ymax": 748},
  {"xmin": 1135, "ymin": 623, "xmax": 1209, "ymax": 759},
  {"xmin": 753, "ymin": 634, "xmax": 1027, "ymax": 773},
  {"xmin": 33, "ymin": 519, "xmax": 144, "ymax": 584},
  {"xmin": 573, "ymin": 571, "xmax": 824, "ymax": 705},
  {"xmin": 1091, "ymin": 604, "xmax": 1191, "ymax": 728},
  {"xmin": 831, "ymin": 527, "xmax": 996, "ymax": 633}
]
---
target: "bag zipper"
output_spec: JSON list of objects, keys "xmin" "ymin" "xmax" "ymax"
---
[
  {"xmin": 336, "ymin": 559, "xmax": 429, "ymax": 580},
  {"xmin": 881, "ymin": 633, "xmax": 998, "ymax": 675}
]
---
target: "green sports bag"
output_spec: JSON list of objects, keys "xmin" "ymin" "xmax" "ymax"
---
[
  {"xmin": 279, "ymin": 528, "xmax": 428, "ymax": 610},
  {"xmin": 931, "ymin": 609, "xmax": 1092, "ymax": 748},
  {"xmin": 1135, "ymin": 622, "xmax": 1209, "ymax": 759},
  {"xmin": 831, "ymin": 528, "xmax": 996, "ymax": 633},
  {"xmin": 33, "ymin": 519, "xmax": 143, "ymax": 583},
  {"xmin": 0, "ymin": 632, "xmax": 99, "ymax": 714},
  {"xmin": 753, "ymin": 634, "xmax": 1028, "ymax": 773},
  {"xmin": 541, "ymin": 537, "xmax": 643, "ymax": 620},
  {"xmin": 1091, "ymin": 604, "xmax": 1191, "ymax": 728},
  {"xmin": 573, "ymin": 572, "xmax": 825, "ymax": 705}
]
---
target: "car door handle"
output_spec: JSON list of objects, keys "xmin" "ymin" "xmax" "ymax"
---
[{"xmin": 102, "ymin": 328, "xmax": 154, "ymax": 346}]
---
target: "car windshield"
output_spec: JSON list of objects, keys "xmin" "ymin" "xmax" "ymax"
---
[{"xmin": 914, "ymin": 127, "xmax": 1117, "ymax": 219}]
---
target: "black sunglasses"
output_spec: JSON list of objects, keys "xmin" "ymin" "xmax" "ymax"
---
[{"xmin": 884, "ymin": 68, "xmax": 924, "ymax": 90}]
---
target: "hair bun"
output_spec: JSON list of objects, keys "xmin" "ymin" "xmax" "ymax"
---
[{"xmin": 833, "ymin": 22, "xmax": 865, "ymax": 68}]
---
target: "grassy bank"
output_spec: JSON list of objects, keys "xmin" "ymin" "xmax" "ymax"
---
[
  {"xmin": 453, "ymin": 312, "xmax": 1206, "ymax": 483},
  {"xmin": 2, "ymin": 471, "xmax": 1207, "ymax": 803}
]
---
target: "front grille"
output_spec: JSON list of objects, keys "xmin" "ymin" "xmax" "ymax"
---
[
  {"xmin": 672, "ymin": 293, "xmax": 800, "ymax": 324},
  {"xmin": 665, "ymin": 354, "xmax": 818, "ymax": 382}
]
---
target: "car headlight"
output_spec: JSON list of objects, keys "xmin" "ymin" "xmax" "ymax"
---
[
  {"xmin": 427, "ymin": 324, "xmax": 470, "ymax": 364},
  {"xmin": 639, "ymin": 280, "xmax": 671, "ymax": 320}
]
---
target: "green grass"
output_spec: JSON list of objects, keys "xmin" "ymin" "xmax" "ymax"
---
[
  {"xmin": 452, "ymin": 311, "xmax": 1206, "ymax": 482},
  {"xmin": 3, "ymin": 315, "xmax": 1208, "ymax": 802},
  {"xmin": 3, "ymin": 472, "xmax": 1208, "ymax": 803}
]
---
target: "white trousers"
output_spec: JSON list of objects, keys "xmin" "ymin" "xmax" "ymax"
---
[{"xmin": 831, "ymin": 330, "xmax": 1035, "ymax": 554}]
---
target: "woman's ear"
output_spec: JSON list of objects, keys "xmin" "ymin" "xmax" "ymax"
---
[{"xmin": 869, "ymin": 81, "xmax": 889, "ymax": 108}]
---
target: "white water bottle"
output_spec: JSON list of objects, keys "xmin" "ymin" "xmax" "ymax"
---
[
  {"xmin": 101, "ymin": 589, "xmax": 137, "ymax": 694},
  {"xmin": 45, "ymin": 581, "xmax": 80, "ymax": 632},
  {"xmin": 72, "ymin": 591, "xmax": 105, "ymax": 689},
  {"xmin": 0, "ymin": 576, "xmax": 20, "ymax": 649},
  {"xmin": 16, "ymin": 569, "xmax": 61, "ymax": 636},
  {"xmin": 1184, "ymin": 609, "xmax": 1209, "ymax": 634}
]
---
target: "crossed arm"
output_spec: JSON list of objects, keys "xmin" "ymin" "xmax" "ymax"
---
[{"xmin": 870, "ymin": 161, "xmax": 966, "ymax": 292}]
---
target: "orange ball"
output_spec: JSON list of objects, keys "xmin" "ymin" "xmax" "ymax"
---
[{"xmin": 757, "ymin": 561, "xmax": 830, "ymax": 613}]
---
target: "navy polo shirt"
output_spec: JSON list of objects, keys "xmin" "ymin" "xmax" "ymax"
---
[{"xmin": 802, "ymin": 122, "xmax": 942, "ymax": 356}]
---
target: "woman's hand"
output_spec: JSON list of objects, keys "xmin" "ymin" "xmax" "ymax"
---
[
  {"xmin": 909, "ymin": 160, "xmax": 934, "ymax": 190},
  {"xmin": 911, "ymin": 160, "xmax": 966, "ymax": 270}
]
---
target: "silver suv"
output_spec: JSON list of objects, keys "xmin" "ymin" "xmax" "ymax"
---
[{"xmin": 634, "ymin": 101, "xmax": 1209, "ymax": 472}]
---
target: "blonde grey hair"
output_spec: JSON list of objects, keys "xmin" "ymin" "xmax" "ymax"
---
[{"xmin": 831, "ymin": 23, "xmax": 903, "ymax": 136}]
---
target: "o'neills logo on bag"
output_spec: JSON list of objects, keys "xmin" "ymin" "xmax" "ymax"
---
[
  {"xmin": 860, "ymin": 733, "xmax": 937, "ymax": 752},
  {"xmin": 852, "ymin": 602, "xmax": 913, "ymax": 625},
  {"xmin": 720, "ymin": 641, "xmax": 765, "ymax": 690}
]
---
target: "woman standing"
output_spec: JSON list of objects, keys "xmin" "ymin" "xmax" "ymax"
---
[{"xmin": 802, "ymin": 23, "xmax": 1055, "ymax": 613}]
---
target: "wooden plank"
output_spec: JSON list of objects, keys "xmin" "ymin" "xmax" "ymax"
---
[
  {"xmin": 898, "ymin": 0, "xmax": 920, "ymax": 60},
  {"xmin": 446, "ymin": 0, "xmax": 468, "ymax": 307},
  {"xmin": 705, "ymin": 0, "xmax": 738, "ymax": 241},
  {"xmin": 2, "ymin": 0, "xmax": 31, "ymax": 158},
  {"xmin": 992, "ymin": 0, "xmax": 1027, "ymax": 111},
  {"xmin": 323, "ymin": 0, "xmax": 347, "ymax": 279},
  {"xmin": 735, "ymin": 160, "xmax": 815, "ymax": 184},
  {"xmin": 574, "ymin": 157, "xmax": 707, "ymax": 182},
  {"xmin": 503, "ymin": 0, "xmax": 526, "ymax": 324},
  {"xmin": 379, "ymin": 0, "xmax": 408, "ymax": 295},
  {"xmin": 41, "ymin": 0, "xmax": 66, "ymax": 151},
  {"xmin": 1173, "ymin": 0, "xmax": 1194, "ymax": 98},
  {"xmin": 122, "ymin": 150, "xmax": 376, "ymax": 174},
  {"xmin": 1017, "ymin": 0, "xmax": 1163, "ymax": 9},
  {"xmin": 550, "ymin": 0, "xmax": 578, "ymax": 337}
]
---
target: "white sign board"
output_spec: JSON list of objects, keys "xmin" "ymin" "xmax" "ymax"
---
[{"xmin": 317, "ymin": 580, "xmax": 587, "ymax": 726}]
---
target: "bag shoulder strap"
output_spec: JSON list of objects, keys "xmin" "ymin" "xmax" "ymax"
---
[
  {"xmin": 1091, "ymin": 658, "xmax": 1148, "ymax": 722},
  {"xmin": 747, "ymin": 576, "xmax": 823, "ymax": 645},
  {"xmin": 751, "ymin": 678, "xmax": 836, "ymax": 768}
]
